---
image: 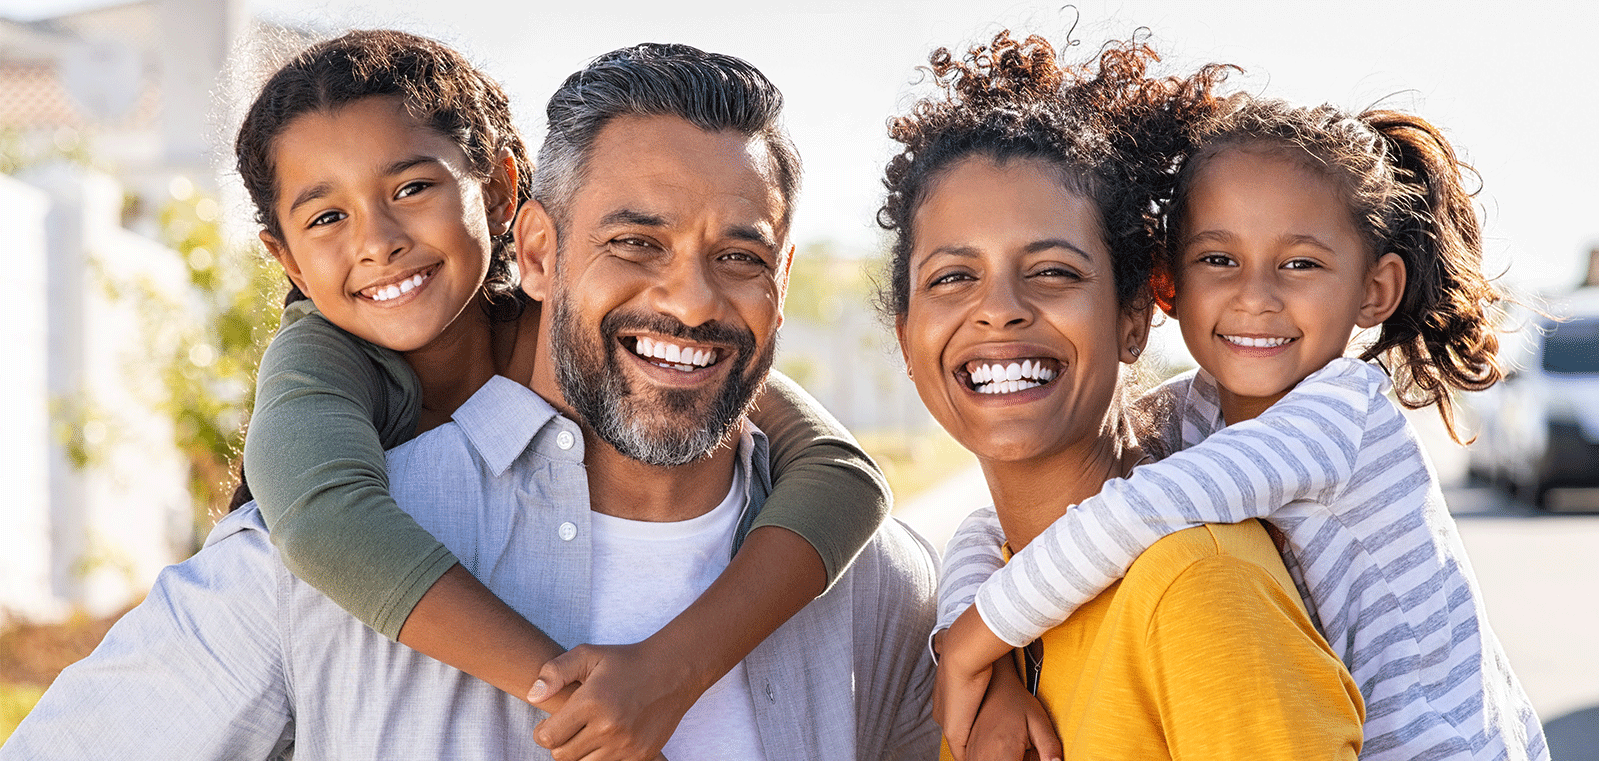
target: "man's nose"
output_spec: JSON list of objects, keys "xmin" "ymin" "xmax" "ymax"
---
[{"xmin": 646, "ymin": 254, "xmax": 723, "ymax": 328}]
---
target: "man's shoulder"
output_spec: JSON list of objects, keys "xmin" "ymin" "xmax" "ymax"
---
[{"xmin": 845, "ymin": 517, "xmax": 939, "ymax": 608}]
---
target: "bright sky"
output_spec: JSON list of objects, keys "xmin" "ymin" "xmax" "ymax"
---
[{"xmin": 9, "ymin": 0, "xmax": 1597, "ymax": 293}]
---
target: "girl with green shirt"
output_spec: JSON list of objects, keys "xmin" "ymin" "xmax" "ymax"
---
[{"xmin": 233, "ymin": 29, "xmax": 889, "ymax": 759}]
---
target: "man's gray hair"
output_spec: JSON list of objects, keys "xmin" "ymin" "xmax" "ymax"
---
[{"xmin": 531, "ymin": 42, "xmax": 802, "ymax": 232}]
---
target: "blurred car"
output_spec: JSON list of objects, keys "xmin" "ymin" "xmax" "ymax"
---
[{"xmin": 1466, "ymin": 289, "xmax": 1599, "ymax": 507}]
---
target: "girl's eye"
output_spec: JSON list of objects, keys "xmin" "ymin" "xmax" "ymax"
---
[
  {"xmin": 396, "ymin": 181, "xmax": 432, "ymax": 199},
  {"xmin": 308, "ymin": 210, "xmax": 345, "ymax": 228},
  {"xmin": 1196, "ymin": 252, "xmax": 1235, "ymax": 267},
  {"xmin": 1282, "ymin": 258, "xmax": 1321, "ymax": 270}
]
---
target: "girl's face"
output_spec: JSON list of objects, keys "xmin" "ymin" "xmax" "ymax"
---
[
  {"xmin": 262, "ymin": 96, "xmax": 515, "ymax": 353},
  {"xmin": 897, "ymin": 156, "xmax": 1147, "ymax": 464},
  {"xmin": 1172, "ymin": 148, "xmax": 1403, "ymax": 422}
]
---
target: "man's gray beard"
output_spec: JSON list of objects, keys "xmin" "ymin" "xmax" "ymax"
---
[{"xmin": 548, "ymin": 291, "xmax": 771, "ymax": 467}]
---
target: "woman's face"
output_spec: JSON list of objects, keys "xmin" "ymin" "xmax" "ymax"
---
[{"xmin": 897, "ymin": 156, "xmax": 1148, "ymax": 464}]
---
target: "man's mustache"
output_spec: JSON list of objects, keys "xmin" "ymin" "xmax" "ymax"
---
[{"xmin": 599, "ymin": 310, "xmax": 756, "ymax": 353}]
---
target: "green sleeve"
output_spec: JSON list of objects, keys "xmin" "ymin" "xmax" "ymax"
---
[
  {"xmin": 242, "ymin": 302, "xmax": 458, "ymax": 640},
  {"xmin": 747, "ymin": 370, "xmax": 891, "ymax": 591}
]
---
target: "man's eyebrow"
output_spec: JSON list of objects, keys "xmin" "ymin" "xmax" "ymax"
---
[
  {"xmin": 598, "ymin": 208, "xmax": 670, "ymax": 228},
  {"xmin": 725, "ymin": 224, "xmax": 777, "ymax": 252}
]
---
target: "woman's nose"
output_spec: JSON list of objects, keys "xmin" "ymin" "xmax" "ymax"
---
[{"xmin": 973, "ymin": 277, "xmax": 1032, "ymax": 328}]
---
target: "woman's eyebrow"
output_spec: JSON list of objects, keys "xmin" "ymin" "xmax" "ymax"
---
[{"xmin": 1025, "ymin": 238, "xmax": 1094, "ymax": 261}]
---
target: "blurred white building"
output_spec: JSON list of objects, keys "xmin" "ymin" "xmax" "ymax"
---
[{"xmin": 0, "ymin": 0, "xmax": 249, "ymax": 622}]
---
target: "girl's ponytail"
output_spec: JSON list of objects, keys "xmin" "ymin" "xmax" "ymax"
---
[{"xmin": 1359, "ymin": 110, "xmax": 1502, "ymax": 442}]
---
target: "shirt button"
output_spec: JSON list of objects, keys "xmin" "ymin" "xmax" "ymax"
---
[
  {"xmin": 558, "ymin": 521, "xmax": 578, "ymax": 542},
  {"xmin": 556, "ymin": 431, "xmax": 576, "ymax": 450}
]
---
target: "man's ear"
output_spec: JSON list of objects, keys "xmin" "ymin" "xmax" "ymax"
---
[
  {"xmin": 1120, "ymin": 294, "xmax": 1155, "ymax": 364},
  {"xmin": 514, "ymin": 199, "xmax": 558, "ymax": 302},
  {"xmin": 484, "ymin": 147, "xmax": 520, "ymax": 236},
  {"xmin": 773, "ymin": 243, "xmax": 795, "ymax": 329},
  {"xmin": 1357, "ymin": 252, "xmax": 1407, "ymax": 329},
  {"xmin": 260, "ymin": 231, "xmax": 308, "ymax": 295}
]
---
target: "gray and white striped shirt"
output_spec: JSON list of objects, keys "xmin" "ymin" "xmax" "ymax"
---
[{"xmin": 938, "ymin": 357, "xmax": 1547, "ymax": 761}]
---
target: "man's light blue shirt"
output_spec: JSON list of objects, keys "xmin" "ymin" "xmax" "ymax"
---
[{"xmin": 4, "ymin": 376, "xmax": 939, "ymax": 760}]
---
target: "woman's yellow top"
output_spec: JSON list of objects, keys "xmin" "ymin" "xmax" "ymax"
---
[{"xmin": 945, "ymin": 520, "xmax": 1363, "ymax": 760}]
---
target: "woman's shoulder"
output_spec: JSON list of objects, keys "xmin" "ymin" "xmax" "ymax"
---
[{"xmin": 1121, "ymin": 522, "xmax": 1296, "ymax": 603}]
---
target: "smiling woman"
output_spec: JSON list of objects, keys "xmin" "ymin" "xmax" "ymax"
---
[{"xmin": 877, "ymin": 31, "xmax": 1363, "ymax": 760}]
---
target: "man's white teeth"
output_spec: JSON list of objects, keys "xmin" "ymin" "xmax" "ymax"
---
[
  {"xmin": 367, "ymin": 272, "xmax": 427, "ymax": 302},
  {"xmin": 1223, "ymin": 335, "xmax": 1293, "ymax": 348},
  {"xmin": 967, "ymin": 360, "xmax": 1057, "ymax": 394},
  {"xmin": 635, "ymin": 336, "xmax": 715, "ymax": 370}
]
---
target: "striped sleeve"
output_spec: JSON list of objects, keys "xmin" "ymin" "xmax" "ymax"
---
[
  {"xmin": 972, "ymin": 358, "xmax": 1380, "ymax": 647},
  {"xmin": 935, "ymin": 507, "xmax": 1007, "ymax": 632}
]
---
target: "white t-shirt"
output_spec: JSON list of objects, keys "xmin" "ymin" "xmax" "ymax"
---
[{"xmin": 588, "ymin": 464, "xmax": 769, "ymax": 761}]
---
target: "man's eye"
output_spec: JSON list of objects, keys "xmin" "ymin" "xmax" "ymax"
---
[
  {"xmin": 309, "ymin": 210, "xmax": 345, "ymax": 228},
  {"xmin": 720, "ymin": 251, "xmax": 768, "ymax": 268}
]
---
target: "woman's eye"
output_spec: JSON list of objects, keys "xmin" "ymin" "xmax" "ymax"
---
[
  {"xmin": 308, "ymin": 210, "xmax": 345, "ymax": 228},
  {"xmin": 1031, "ymin": 266, "xmax": 1081, "ymax": 280},
  {"xmin": 928, "ymin": 270, "xmax": 973, "ymax": 288},
  {"xmin": 396, "ymin": 181, "xmax": 432, "ymax": 199}
]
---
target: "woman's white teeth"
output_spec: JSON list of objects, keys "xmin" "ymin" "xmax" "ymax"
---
[
  {"xmin": 967, "ymin": 359, "xmax": 1057, "ymax": 394},
  {"xmin": 635, "ymin": 336, "xmax": 715, "ymax": 371},
  {"xmin": 367, "ymin": 272, "xmax": 427, "ymax": 302},
  {"xmin": 1223, "ymin": 335, "xmax": 1292, "ymax": 348}
]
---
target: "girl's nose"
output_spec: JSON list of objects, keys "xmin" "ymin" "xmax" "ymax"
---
[
  {"xmin": 359, "ymin": 207, "xmax": 412, "ymax": 264},
  {"xmin": 1233, "ymin": 269, "xmax": 1284, "ymax": 314}
]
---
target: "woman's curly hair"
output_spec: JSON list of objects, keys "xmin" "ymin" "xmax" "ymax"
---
[
  {"xmin": 875, "ymin": 30, "xmax": 1233, "ymax": 320},
  {"xmin": 1169, "ymin": 98, "xmax": 1503, "ymax": 442}
]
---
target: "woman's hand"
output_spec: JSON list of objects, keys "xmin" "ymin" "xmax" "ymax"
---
[
  {"xmin": 965, "ymin": 659, "xmax": 1062, "ymax": 761},
  {"xmin": 527, "ymin": 640, "xmax": 694, "ymax": 761},
  {"xmin": 936, "ymin": 606, "xmax": 1016, "ymax": 760}
]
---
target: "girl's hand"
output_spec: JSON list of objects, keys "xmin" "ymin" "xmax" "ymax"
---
[
  {"xmin": 528, "ymin": 641, "xmax": 697, "ymax": 761},
  {"xmin": 965, "ymin": 660, "xmax": 1062, "ymax": 761},
  {"xmin": 936, "ymin": 606, "xmax": 1017, "ymax": 760}
]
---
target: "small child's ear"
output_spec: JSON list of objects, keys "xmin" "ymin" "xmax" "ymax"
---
[
  {"xmin": 514, "ymin": 199, "xmax": 557, "ymax": 302},
  {"xmin": 1357, "ymin": 252, "xmax": 1407, "ymax": 328},
  {"xmin": 260, "ymin": 231, "xmax": 308, "ymax": 295},
  {"xmin": 1150, "ymin": 259, "xmax": 1177, "ymax": 317}
]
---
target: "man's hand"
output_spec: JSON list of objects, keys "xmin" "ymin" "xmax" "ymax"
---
[
  {"xmin": 935, "ymin": 606, "xmax": 1015, "ymax": 760},
  {"xmin": 964, "ymin": 659, "xmax": 1062, "ymax": 761},
  {"xmin": 527, "ymin": 640, "xmax": 700, "ymax": 761}
]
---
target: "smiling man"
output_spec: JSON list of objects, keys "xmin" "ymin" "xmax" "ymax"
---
[{"xmin": 4, "ymin": 43, "xmax": 938, "ymax": 760}]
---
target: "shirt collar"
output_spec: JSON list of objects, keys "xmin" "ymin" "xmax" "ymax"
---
[{"xmin": 449, "ymin": 375, "xmax": 563, "ymax": 477}]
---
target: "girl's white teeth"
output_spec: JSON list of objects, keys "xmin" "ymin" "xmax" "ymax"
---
[
  {"xmin": 966, "ymin": 360, "xmax": 1057, "ymax": 394},
  {"xmin": 634, "ymin": 336, "xmax": 715, "ymax": 371},
  {"xmin": 367, "ymin": 272, "xmax": 427, "ymax": 302},
  {"xmin": 1223, "ymin": 335, "xmax": 1292, "ymax": 348}
]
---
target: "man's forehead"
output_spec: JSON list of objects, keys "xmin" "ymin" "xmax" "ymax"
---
[{"xmin": 577, "ymin": 115, "xmax": 790, "ymax": 240}]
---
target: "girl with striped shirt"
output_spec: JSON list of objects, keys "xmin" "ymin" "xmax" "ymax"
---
[{"xmin": 936, "ymin": 97, "xmax": 1547, "ymax": 761}]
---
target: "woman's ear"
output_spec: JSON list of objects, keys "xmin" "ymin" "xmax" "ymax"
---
[
  {"xmin": 1357, "ymin": 252, "xmax": 1407, "ymax": 328},
  {"xmin": 1120, "ymin": 295, "xmax": 1155, "ymax": 364},
  {"xmin": 514, "ymin": 199, "xmax": 558, "ymax": 302},
  {"xmin": 894, "ymin": 315, "xmax": 912, "ymax": 380},
  {"xmin": 484, "ymin": 147, "xmax": 519, "ymax": 237},
  {"xmin": 260, "ymin": 231, "xmax": 308, "ymax": 295}
]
